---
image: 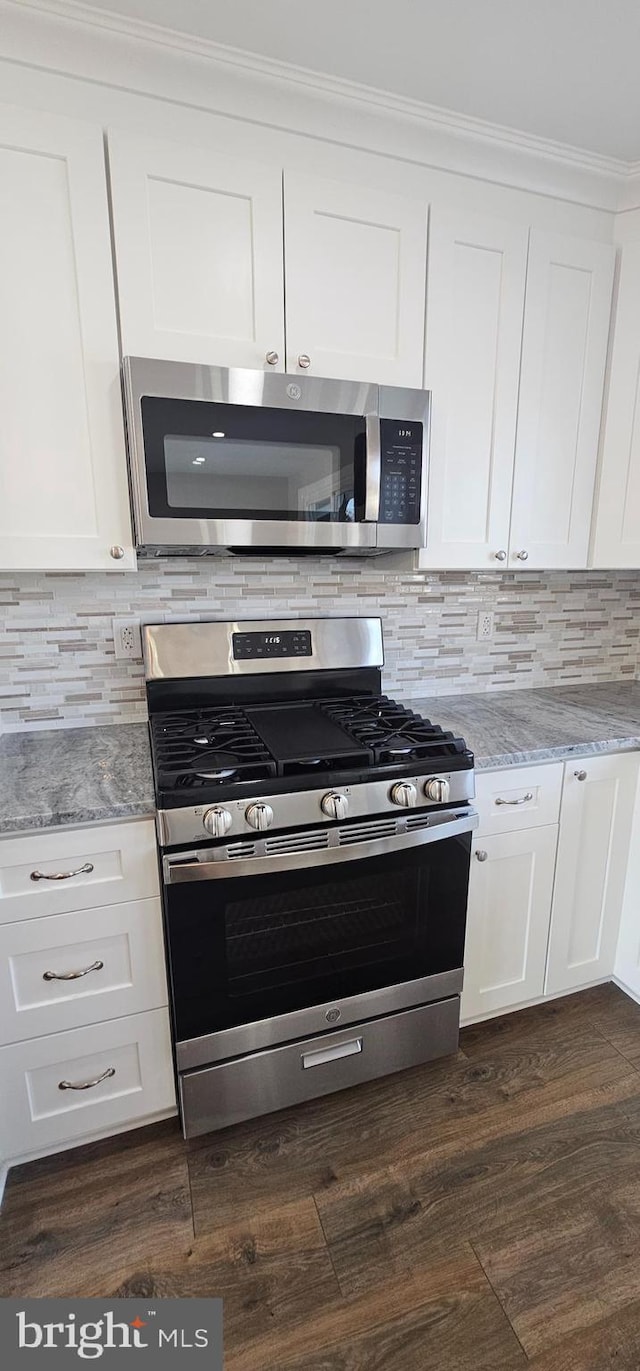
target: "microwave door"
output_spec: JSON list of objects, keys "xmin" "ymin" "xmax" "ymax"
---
[{"xmin": 126, "ymin": 379, "xmax": 378, "ymax": 553}]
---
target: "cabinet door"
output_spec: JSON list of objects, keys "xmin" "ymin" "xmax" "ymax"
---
[
  {"xmin": 420, "ymin": 210, "xmax": 528, "ymax": 569},
  {"xmin": 509, "ymin": 230, "xmax": 615, "ymax": 569},
  {"xmin": 462, "ymin": 825, "xmax": 558, "ymax": 1022},
  {"xmin": 592, "ymin": 239, "xmax": 640, "ymax": 567},
  {"xmin": 546, "ymin": 754, "xmax": 640, "ymax": 995},
  {"xmin": 283, "ymin": 171, "xmax": 427, "ymax": 384},
  {"xmin": 0, "ymin": 104, "xmax": 134, "ymax": 571},
  {"xmin": 108, "ymin": 130, "xmax": 285, "ymax": 368}
]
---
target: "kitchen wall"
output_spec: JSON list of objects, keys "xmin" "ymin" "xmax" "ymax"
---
[{"xmin": 1, "ymin": 561, "xmax": 639, "ymax": 731}]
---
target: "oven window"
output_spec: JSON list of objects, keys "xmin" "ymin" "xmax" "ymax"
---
[
  {"xmin": 225, "ymin": 867, "xmax": 418, "ymax": 993},
  {"xmin": 141, "ymin": 396, "xmax": 365, "ymax": 522},
  {"xmin": 164, "ymin": 833, "xmax": 471, "ymax": 1043}
]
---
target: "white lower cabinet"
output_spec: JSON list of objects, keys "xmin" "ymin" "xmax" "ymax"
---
[
  {"xmin": 462, "ymin": 824, "xmax": 558, "ymax": 1021},
  {"xmin": 546, "ymin": 753, "xmax": 640, "ymax": 994},
  {"xmin": 0, "ymin": 818, "xmax": 176, "ymax": 1170},
  {"xmin": 0, "ymin": 897, "xmax": 168, "ymax": 1044},
  {"xmin": 0, "ymin": 1009, "xmax": 175, "ymax": 1160},
  {"xmin": 463, "ymin": 752, "xmax": 640, "ymax": 1024}
]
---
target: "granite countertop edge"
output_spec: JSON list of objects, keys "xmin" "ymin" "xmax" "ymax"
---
[{"xmin": 2, "ymin": 682, "xmax": 640, "ymax": 835}]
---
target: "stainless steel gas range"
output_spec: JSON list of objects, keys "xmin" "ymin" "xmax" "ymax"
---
[{"xmin": 144, "ymin": 617, "xmax": 477, "ymax": 1139}]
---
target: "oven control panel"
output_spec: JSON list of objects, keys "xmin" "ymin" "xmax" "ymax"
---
[
  {"xmin": 379, "ymin": 419, "xmax": 423, "ymax": 525},
  {"xmin": 232, "ymin": 629, "xmax": 312, "ymax": 660}
]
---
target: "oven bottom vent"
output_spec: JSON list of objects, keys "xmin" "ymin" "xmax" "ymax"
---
[{"xmin": 405, "ymin": 813, "xmax": 438, "ymax": 832}]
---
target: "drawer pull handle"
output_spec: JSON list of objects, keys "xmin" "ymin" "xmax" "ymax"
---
[
  {"xmin": 495, "ymin": 793, "xmax": 533, "ymax": 806},
  {"xmin": 302, "ymin": 1038, "xmax": 362, "ymax": 1070},
  {"xmin": 43, "ymin": 959, "xmax": 104, "ymax": 982},
  {"xmin": 31, "ymin": 862, "xmax": 94, "ymax": 882},
  {"xmin": 476, "ymin": 850, "xmax": 488, "ymax": 862},
  {"xmin": 575, "ymin": 770, "xmax": 588, "ymax": 781},
  {"xmin": 58, "ymin": 1066, "xmax": 116, "ymax": 1092}
]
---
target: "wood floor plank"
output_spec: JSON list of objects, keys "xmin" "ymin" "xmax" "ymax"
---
[
  {"xmin": 472, "ymin": 1174, "xmax": 640, "ymax": 1356},
  {"xmin": 224, "ymin": 1246, "xmax": 527, "ymax": 1371},
  {"xmin": 527, "ymin": 1299, "xmax": 640, "ymax": 1370},
  {"xmin": 314, "ymin": 1098, "xmax": 640, "ymax": 1297},
  {"xmin": 0, "ymin": 1120, "xmax": 193, "ymax": 1297},
  {"xmin": 188, "ymin": 1026, "xmax": 640, "ymax": 1234},
  {"xmin": 141, "ymin": 1197, "xmax": 341, "ymax": 1349}
]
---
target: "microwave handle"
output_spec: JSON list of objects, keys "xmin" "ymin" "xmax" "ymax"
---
[{"xmin": 364, "ymin": 415, "xmax": 381, "ymax": 522}]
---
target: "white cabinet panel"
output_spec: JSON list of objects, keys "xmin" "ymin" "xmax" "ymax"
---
[
  {"xmin": 592, "ymin": 239, "xmax": 640, "ymax": 567},
  {"xmin": 0, "ymin": 820, "xmax": 159, "ymax": 925},
  {"xmin": 462, "ymin": 825, "xmax": 558, "ymax": 1021},
  {"xmin": 475, "ymin": 763, "xmax": 563, "ymax": 836},
  {"xmin": 546, "ymin": 754, "xmax": 639, "ymax": 995},
  {"xmin": 509, "ymin": 230, "xmax": 615, "ymax": 569},
  {"xmin": 420, "ymin": 211, "xmax": 528, "ymax": 568},
  {"xmin": 0, "ymin": 104, "xmax": 133, "ymax": 571},
  {"xmin": 108, "ymin": 130, "xmax": 285, "ymax": 368},
  {"xmin": 0, "ymin": 1009, "xmax": 175, "ymax": 1160},
  {"xmin": 284, "ymin": 171, "xmax": 427, "ymax": 384},
  {"xmin": 0, "ymin": 897, "xmax": 167, "ymax": 1043}
]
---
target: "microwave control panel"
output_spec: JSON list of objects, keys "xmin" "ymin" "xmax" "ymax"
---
[{"xmin": 379, "ymin": 419, "xmax": 423, "ymax": 524}]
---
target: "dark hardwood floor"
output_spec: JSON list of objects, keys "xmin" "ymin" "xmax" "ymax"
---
[{"xmin": 4, "ymin": 983, "xmax": 640, "ymax": 1368}]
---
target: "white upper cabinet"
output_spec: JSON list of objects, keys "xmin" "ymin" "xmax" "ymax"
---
[
  {"xmin": 283, "ymin": 172, "xmax": 428, "ymax": 385},
  {"xmin": 509, "ymin": 230, "xmax": 615, "ymax": 569},
  {"xmin": 0, "ymin": 105, "xmax": 134, "ymax": 571},
  {"xmin": 108, "ymin": 131, "xmax": 285, "ymax": 369},
  {"xmin": 592, "ymin": 239, "xmax": 640, "ymax": 567},
  {"xmin": 421, "ymin": 210, "xmax": 528, "ymax": 568}
]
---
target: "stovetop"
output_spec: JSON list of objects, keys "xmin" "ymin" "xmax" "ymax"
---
[{"xmin": 150, "ymin": 693, "xmax": 473, "ymax": 808}]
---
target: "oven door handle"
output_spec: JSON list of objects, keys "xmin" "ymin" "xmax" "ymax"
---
[
  {"xmin": 163, "ymin": 809, "xmax": 478, "ymax": 884},
  {"xmin": 364, "ymin": 415, "xmax": 381, "ymax": 522}
]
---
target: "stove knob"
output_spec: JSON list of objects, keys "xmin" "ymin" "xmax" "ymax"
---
[
  {"xmin": 390, "ymin": 782, "xmax": 418, "ymax": 808},
  {"xmin": 321, "ymin": 791, "xmax": 349, "ymax": 820},
  {"xmin": 245, "ymin": 801, "xmax": 274, "ymax": 831},
  {"xmin": 424, "ymin": 777, "xmax": 450, "ymax": 804},
  {"xmin": 202, "ymin": 806, "xmax": 232, "ymax": 838}
]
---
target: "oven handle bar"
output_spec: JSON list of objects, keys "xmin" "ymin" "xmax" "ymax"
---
[{"xmin": 163, "ymin": 809, "xmax": 478, "ymax": 884}]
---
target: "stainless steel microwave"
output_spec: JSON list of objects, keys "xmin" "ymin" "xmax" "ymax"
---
[{"xmin": 122, "ymin": 358, "xmax": 429, "ymax": 556}]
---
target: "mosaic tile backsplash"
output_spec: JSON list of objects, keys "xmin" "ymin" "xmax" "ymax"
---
[{"xmin": 1, "ymin": 560, "xmax": 640, "ymax": 731}]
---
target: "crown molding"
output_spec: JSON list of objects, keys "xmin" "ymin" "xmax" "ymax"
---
[{"xmin": 0, "ymin": 0, "xmax": 634, "ymax": 212}]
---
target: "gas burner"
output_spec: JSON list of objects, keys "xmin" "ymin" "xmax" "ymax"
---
[
  {"xmin": 151, "ymin": 708, "xmax": 277, "ymax": 791},
  {"xmin": 319, "ymin": 695, "xmax": 469, "ymax": 767}
]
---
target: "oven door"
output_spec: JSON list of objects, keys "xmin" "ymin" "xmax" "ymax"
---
[
  {"xmin": 162, "ymin": 808, "xmax": 477, "ymax": 1070},
  {"xmin": 123, "ymin": 358, "xmax": 380, "ymax": 552}
]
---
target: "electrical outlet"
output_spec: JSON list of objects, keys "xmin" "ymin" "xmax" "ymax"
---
[
  {"xmin": 477, "ymin": 610, "xmax": 494, "ymax": 641},
  {"xmin": 113, "ymin": 618, "xmax": 142, "ymax": 660}
]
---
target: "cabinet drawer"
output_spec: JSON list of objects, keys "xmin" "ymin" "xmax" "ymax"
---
[
  {"xmin": 0, "ymin": 1008, "xmax": 175, "ymax": 1160},
  {"xmin": 475, "ymin": 763, "xmax": 563, "ymax": 835},
  {"xmin": 0, "ymin": 897, "xmax": 168, "ymax": 1044},
  {"xmin": 0, "ymin": 820, "xmax": 159, "ymax": 924}
]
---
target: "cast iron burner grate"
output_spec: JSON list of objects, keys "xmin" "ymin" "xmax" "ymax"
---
[
  {"xmin": 151, "ymin": 707, "xmax": 277, "ymax": 788},
  {"xmin": 320, "ymin": 695, "xmax": 470, "ymax": 765}
]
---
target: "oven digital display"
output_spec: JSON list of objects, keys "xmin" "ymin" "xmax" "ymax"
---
[{"xmin": 232, "ymin": 630, "xmax": 312, "ymax": 660}]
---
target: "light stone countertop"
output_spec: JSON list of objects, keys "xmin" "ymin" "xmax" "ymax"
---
[
  {"xmin": 0, "ymin": 724, "xmax": 155, "ymax": 835},
  {"xmin": 410, "ymin": 681, "xmax": 640, "ymax": 772},
  {"xmin": 1, "ymin": 681, "xmax": 640, "ymax": 834}
]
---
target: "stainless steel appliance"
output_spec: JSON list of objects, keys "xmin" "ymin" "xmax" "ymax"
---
[
  {"xmin": 123, "ymin": 358, "xmax": 429, "ymax": 556},
  {"xmin": 145, "ymin": 617, "xmax": 477, "ymax": 1139}
]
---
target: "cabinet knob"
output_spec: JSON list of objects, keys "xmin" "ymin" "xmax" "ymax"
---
[
  {"xmin": 265, "ymin": 350, "xmax": 279, "ymax": 366},
  {"xmin": 109, "ymin": 545, "xmax": 125, "ymax": 560},
  {"xmin": 297, "ymin": 354, "xmax": 311, "ymax": 369},
  {"xmin": 516, "ymin": 550, "xmax": 529, "ymax": 561},
  {"xmin": 574, "ymin": 769, "xmax": 588, "ymax": 781},
  {"xmin": 494, "ymin": 550, "xmax": 507, "ymax": 562},
  {"xmin": 475, "ymin": 849, "xmax": 488, "ymax": 862}
]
